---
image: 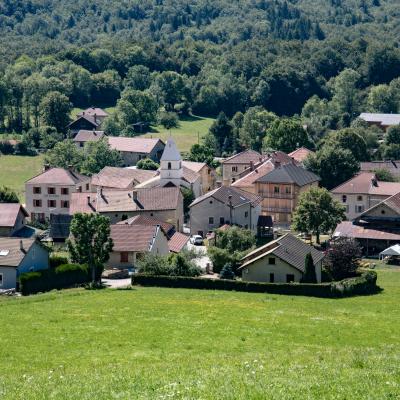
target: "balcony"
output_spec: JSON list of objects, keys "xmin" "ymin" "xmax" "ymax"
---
[
  {"xmin": 262, "ymin": 206, "xmax": 292, "ymax": 213},
  {"xmin": 259, "ymin": 191, "xmax": 295, "ymax": 200}
]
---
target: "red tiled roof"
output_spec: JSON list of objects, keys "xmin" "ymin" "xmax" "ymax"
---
[
  {"xmin": 222, "ymin": 149, "xmax": 263, "ymax": 165},
  {"xmin": 91, "ymin": 167, "xmax": 157, "ymax": 189},
  {"xmin": 117, "ymin": 214, "xmax": 174, "ymax": 236},
  {"xmin": 182, "ymin": 161, "xmax": 207, "ymax": 173},
  {"xmin": 0, "ymin": 204, "xmax": 28, "ymax": 227},
  {"xmin": 334, "ymin": 221, "xmax": 400, "ymax": 241},
  {"xmin": 26, "ymin": 168, "xmax": 89, "ymax": 185},
  {"xmin": 108, "ymin": 137, "xmax": 163, "ymax": 154},
  {"xmin": 182, "ymin": 166, "xmax": 200, "ymax": 184},
  {"xmin": 232, "ymin": 160, "xmax": 275, "ymax": 188},
  {"xmin": 78, "ymin": 107, "xmax": 108, "ymax": 118},
  {"xmin": 288, "ymin": 147, "xmax": 314, "ymax": 162},
  {"xmin": 168, "ymin": 232, "xmax": 190, "ymax": 253},
  {"xmin": 110, "ymin": 224, "xmax": 160, "ymax": 252}
]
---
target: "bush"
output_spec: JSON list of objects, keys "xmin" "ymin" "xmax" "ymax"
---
[
  {"xmin": 136, "ymin": 158, "xmax": 159, "ymax": 170},
  {"xmin": 219, "ymin": 263, "xmax": 235, "ymax": 280},
  {"xmin": 0, "ymin": 141, "xmax": 15, "ymax": 155},
  {"xmin": 158, "ymin": 111, "xmax": 179, "ymax": 129},
  {"xmin": 49, "ymin": 255, "xmax": 69, "ymax": 269},
  {"xmin": 131, "ymin": 271, "xmax": 379, "ymax": 298},
  {"xmin": 20, "ymin": 263, "xmax": 90, "ymax": 295}
]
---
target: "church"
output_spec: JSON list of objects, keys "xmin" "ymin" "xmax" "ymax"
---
[{"xmin": 136, "ymin": 136, "xmax": 202, "ymax": 197}]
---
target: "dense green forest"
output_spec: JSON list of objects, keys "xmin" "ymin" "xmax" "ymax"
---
[{"xmin": 1, "ymin": 0, "xmax": 400, "ymax": 186}]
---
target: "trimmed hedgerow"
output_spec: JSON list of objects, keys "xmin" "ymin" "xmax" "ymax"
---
[
  {"xmin": 49, "ymin": 255, "xmax": 69, "ymax": 269},
  {"xmin": 20, "ymin": 264, "xmax": 90, "ymax": 295},
  {"xmin": 131, "ymin": 271, "xmax": 378, "ymax": 298}
]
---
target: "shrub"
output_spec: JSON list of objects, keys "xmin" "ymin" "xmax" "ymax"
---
[
  {"xmin": 219, "ymin": 263, "xmax": 235, "ymax": 280},
  {"xmin": 49, "ymin": 255, "xmax": 69, "ymax": 269},
  {"xmin": 136, "ymin": 158, "xmax": 159, "ymax": 170},
  {"xmin": 158, "ymin": 111, "xmax": 179, "ymax": 129},
  {"xmin": 301, "ymin": 253, "xmax": 317, "ymax": 283},
  {"xmin": 0, "ymin": 141, "xmax": 15, "ymax": 155},
  {"xmin": 20, "ymin": 263, "xmax": 90, "ymax": 295},
  {"xmin": 208, "ymin": 247, "xmax": 237, "ymax": 273}
]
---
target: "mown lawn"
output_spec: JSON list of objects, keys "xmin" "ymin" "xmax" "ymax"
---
[
  {"xmin": 0, "ymin": 269, "xmax": 399, "ymax": 399},
  {"xmin": 0, "ymin": 154, "xmax": 44, "ymax": 202}
]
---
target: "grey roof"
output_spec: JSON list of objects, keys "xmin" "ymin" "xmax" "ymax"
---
[
  {"xmin": 240, "ymin": 233, "xmax": 325, "ymax": 273},
  {"xmin": 190, "ymin": 186, "xmax": 261, "ymax": 208},
  {"xmin": 359, "ymin": 113, "xmax": 400, "ymax": 126},
  {"xmin": 49, "ymin": 214, "xmax": 73, "ymax": 240},
  {"xmin": 73, "ymin": 130, "xmax": 105, "ymax": 143},
  {"xmin": 256, "ymin": 163, "xmax": 320, "ymax": 186},
  {"xmin": 0, "ymin": 238, "xmax": 39, "ymax": 267},
  {"xmin": 161, "ymin": 137, "xmax": 181, "ymax": 162}
]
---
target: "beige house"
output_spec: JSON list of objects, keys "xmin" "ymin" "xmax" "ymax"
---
[
  {"xmin": 25, "ymin": 167, "xmax": 90, "ymax": 222},
  {"xmin": 331, "ymin": 172, "xmax": 400, "ymax": 220},
  {"xmin": 91, "ymin": 167, "xmax": 157, "ymax": 191},
  {"xmin": 239, "ymin": 233, "xmax": 324, "ymax": 283},
  {"xmin": 107, "ymin": 137, "xmax": 165, "ymax": 167},
  {"xmin": 182, "ymin": 161, "xmax": 217, "ymax": 193},
  {"xmin": 222, "ymin": 150, "xmax": 264, "ymax": 185},
  {"xmin": 0, "ymin": 204, "xmax": 28, "ymax": 237},
  {"xmin": 108, "ymin": 224, "xmax": 169, "ymax": 269},
  {"xmin": 189, "ymin": 186, "xmax": 261, "ymax": 236},
  {"xmin": 254, "ymin": 163, "xmax": 320, "ymax": 224},
  {"xmin": 70, "ymin": 186, "xmax": 184, "ymax": 231}
]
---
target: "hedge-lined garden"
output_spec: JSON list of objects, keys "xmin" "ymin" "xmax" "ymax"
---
[
  {"xmin": 20, "ymin": 264, "xmax": 90, "ymax": 295},
  {"xmin": 131, "ymin": 270, "xmax": 378, "ymax": 298}
]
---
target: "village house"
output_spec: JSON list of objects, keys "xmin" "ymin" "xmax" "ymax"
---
[
  {"xmin": 25, "ymin": 166, "xmax": 90, "ymax": 222},
  {"xmin": 333, "ymin": 191, "xmax": 400, "ymax": 256},
  {"xmin": 358, "ymin": 113, "xmax": 400, "ymax": 131},
  {"xmin": 182, "ymin": 160, "xmax": 217, "ymax": 193},
  {"xmin": 0, "ymin": 204, "xmax": 29, "ymax": 237},
  {"xmin": 108, "ymin": 224, "xmax": 170, "ymax": 269},
  {"xmin": 90, "ymin": 166, "xmax": 158, "ymax": 191},
  {"xmin": 0, "ymin": 238, "xmax": 50, "ymax": 290},
  {"xmin": 239, "ymin": 233, "xmax": 324, "ymax": 283},
  {"xmin": 70, "ymin": 186, "xmax": 184, "ymax": 230},
  {"xmin": 107, "ymin": 136, "xmax": 165, "ymax": 167},
  {"xmin": 77, "ymin": 107, "xmax": 108, "ymax": 122},
  {"xmin": 288, "ymin": 147, "xmax": 314, "ymax": 164},
  {"xmin": 68, "ymin": 115, "xmax": 103, "ymax": 136},
  {"xmin": 360, "ymin": 160, "xmax": 400, "ymax": 179},
  {"xmin": 331, "ymin": 172, "xmax": 400, "ymax": 220},
  {"xmin": 189, "ymin": 186, "xmax": 261, "ymax": 237},
  {"xmin": 254, "ymin": 163, "xmax": 320, "ymax": 224},
  {"xmin": 221, "ymin": 149, "xmax": 264, "ymax": 185},
  {"xmin": 73, "ymin": 130, "xmax": 105, "ymax": 148}
]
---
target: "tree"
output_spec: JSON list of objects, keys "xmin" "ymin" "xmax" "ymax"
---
[
  {"xmin": 39, "ymin": 91, "xmax": 71, "ymax": 135},
  {"xmin": 292, "ymin": 187, "xmax": 345, "ymax": 244},
  {"xmin": 263, "ymin": 117, "xmax": 311, "ymax": 153},
  {"xmin": 324, "ymin": 237, "xmax": 362, "ymax": 280},
  {"xmin": 158, "ymin": 111, "xmax": 179, "ymax": 129},
  {"xmin": 124, "ymin": 65, "xmax": 151, "ymax": 91},
  {"xmin": 373, "ymin": 168, "xmax": 396, "ymax": 182},
  {"xmin": 209, "ymin": 112, "xmax": 233, "ymax": 155},
  {"xmin": 67, "ymin": 213, "xmax": 113, "ymax": 283},
  {"xmin": 215, "ymin": 226, "xmax": 256, "ymax": 253},
  {"xmin": 152, "ymin": 71, "xmax": 187, "ymax": 111},
  {"xmin": 301, "ymin": 253, "xmax": 317, "ymax": 283},
  {"xmin": 305, "ymin": 146, "xmax": 360, "ymax": 190},
  {"xmin": 219, "ymin": 263, "xmax": 235, "ymax": 280},
  {"xmin": 44, "ymin": 140, "xmax": 83, "ymax": 170},
  {"xmin": 181, "ymin": 187, "xmax": 195, "ymax": 216},
  {"xmin": 136, "ymin": 158, "xmax": 159, "ymax": 170},
  {"xmin": 385, "ymin": 125, "xmax": 400, "ymax": 145},
  {"xmin": 367, "ymin": 84, "xmax": 397, "ymax": 114},
  {"xmin": 382, "ymin": 144, "xmax": 400, "ymax": 160},
  {"xmin": 81, "ymin": 139, "xmax": 123, "ymax": 175},
  {"xmin": 0, "ymin": 186, "xmax": 19, "ymax": 203}
]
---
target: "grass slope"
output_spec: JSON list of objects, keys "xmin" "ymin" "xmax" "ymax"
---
[
  {"xmin": 0, "ymin": 269, "xmax": 399, "ymax": 399},
  {"xmin": 0, "ymin": 154, "xmax": 44, "ymax": 202}
]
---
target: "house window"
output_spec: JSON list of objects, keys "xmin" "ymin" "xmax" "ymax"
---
[
  {"xmin": 219, "ymin": 217, "xmax": 225, "ymax": 225},
  {"xmin": 286, "ymin": 274, "xmax": 295, "ymax": 283},
  {"xmin": 61, "ymin": 200, "xmax": 69, "ymax": 208},
  {"xmin": 357, "ymin": 195, "xmax": 363, "ymax": 201},
  {"xmin": 48, "ymin": 187, "xmax": 55, "ymax": 195},
  {"xmin": 355, "ymin": 205, "xmax": 364, "ymax": 213},
  {"xmin": 342, "ymin": 195, "xmax": 347, "ymax": 203},
  {"xmin": 168, "ymin": 162, "xmax": 172, "ymax": 170},
  {"xmin": 33, "ymin": 199, "xmax": 42, "ymax": 207},
  {"xmin": 209, "ymin": 217, "xmax": 214, "ymax": 224},
  {"xmin": 33, "ymin": 187, "xmax": 41, "ymax": 194},
  {"xmin": 61, "ymin": 188, "xmax": 69, "ymax": 195},
  {"xmin": 80, "ymin": 142, "xmax": 84, "ymax": 147},
  {"xmin": 232, "ymin": 166, "xmax": 238, "ymax": 172},
  {"xmin": 0, "ymin": 273, "xmax": 3, "ymax": 287},
  {"xmin": 274, "ymin": 186, "xmax": 280, "ymax": 193},
  {"xmin": 245, "ymin": 211, "xmax": 249, "ymax": 218},
  {"xmin": 268, "ymin": 257, "xmax": 276, "ymax": 265},
  {"xmin": 120, "ymin": 252, "xmax": 129, "ymax": 263},
  {"xmin": 48, "ymin": 200, "xmax": 56, "ymax": 208},
  {"xmin": 244, "ymin": 224, "xmax": 248, "ymax": 229},
  {"xmin": 285, "ymin": 186, "xmax": 291, "ymax": 194},
  {"xmin": 86, "ymin": 183, "xmax": 89, "ymax": 191},
  {"xmin": 269, "ymin": 273, "xmax": 274, "ymax": 283}
]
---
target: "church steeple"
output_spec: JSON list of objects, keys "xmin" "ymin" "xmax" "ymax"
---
[{"xmin": 160, "ymin": 136, "xmax": 183, "ymax": 184}]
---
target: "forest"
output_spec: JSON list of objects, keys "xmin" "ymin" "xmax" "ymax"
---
[{"xmin": 1, "ymin": 0, "xmax": 400, "ymax": 186}]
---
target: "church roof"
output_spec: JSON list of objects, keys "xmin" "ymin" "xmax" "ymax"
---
[{"xmin": 161, "ymin": 137, "xmax": 181, "ymax": 162}]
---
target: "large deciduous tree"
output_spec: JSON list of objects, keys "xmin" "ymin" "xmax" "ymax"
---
[
  {"xmin": 39, "ymin": 91, "xmax": 72, "ymax": 134},
  {"xmin": 44, "ymin": 139, "xmax": 83, "ymax": 170},
  {"xmin": 292, "ymin": 187, "xmax": 345, "ymax": 244},
  {"xmin": 67, "ymin": 213, "xmax": 113, "ymax": 283},
  {"xmin": 0, "ymin": 186, "xmax": 19, "ymax": 203}
]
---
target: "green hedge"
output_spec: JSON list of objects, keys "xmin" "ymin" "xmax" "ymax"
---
[
  {"xmin": 131, "ymin": 271, "xmax": 378, "ymax": 298},
  {"xmin": 20, "ymin": 264, "xmax": 90, "ymax": 295},
  {"xmin": 49, "ymin": 255, "xmax": 69, "ymax": 269}
]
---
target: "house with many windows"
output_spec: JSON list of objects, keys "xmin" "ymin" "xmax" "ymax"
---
[
  {"xmin": 330, "ymin": 172, "xmax": 400, "ymax": 220},
  {"xmin": 25, "ymin": 166, "xmax": 90, "ymax": 222}
]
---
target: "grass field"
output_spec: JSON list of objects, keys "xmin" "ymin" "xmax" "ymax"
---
[
  {"xmin": 0, "ymin": 154, "xmax": 44, "ymax": 202},
  {"xmin": 0, "ymin": 268, "xmax": 399, "ymax": 399}
]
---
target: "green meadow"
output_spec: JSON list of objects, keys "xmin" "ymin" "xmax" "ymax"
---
[{"xmin": 0, "ymin": 268, "xmax": 399, "ymax": 399}]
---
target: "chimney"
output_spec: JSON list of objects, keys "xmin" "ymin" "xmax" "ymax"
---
[
  {"xmin": 83, "ymin": 111, "xmax": 85, "ymax": 115},
  {"xmin": 274, "ymin": 160, "xmax": 281, "ymax": 168},
  {"xmin": 43, "ymin": 163, "xmax": 50, "ymax": 172},
  {"xmin": 250, "ymin": 161, "xmax": 254, "ymax": 171},
  {"xmin": 371, "ymin": 177, "xmax": 378, "ymax": 187},
  {"xmin": 68, "ymin": 164, "xmax": 73, "ymax": 170},
  {"xmin": 20, "ymin": 240, "xmax": 24, "ymax": 252},
  {"xmin": 131, "ymin": 191, "xmax": 138, "ymax": 201}
]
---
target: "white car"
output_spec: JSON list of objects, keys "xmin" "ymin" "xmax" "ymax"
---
[{"xmin": 190, "ymin": 235, "xmax": 204, "ymax": 245}]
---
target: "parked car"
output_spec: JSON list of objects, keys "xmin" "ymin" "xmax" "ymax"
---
[{"xmin": 190, "ymin": 235, "xmax": 204, "ymax": 245}]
